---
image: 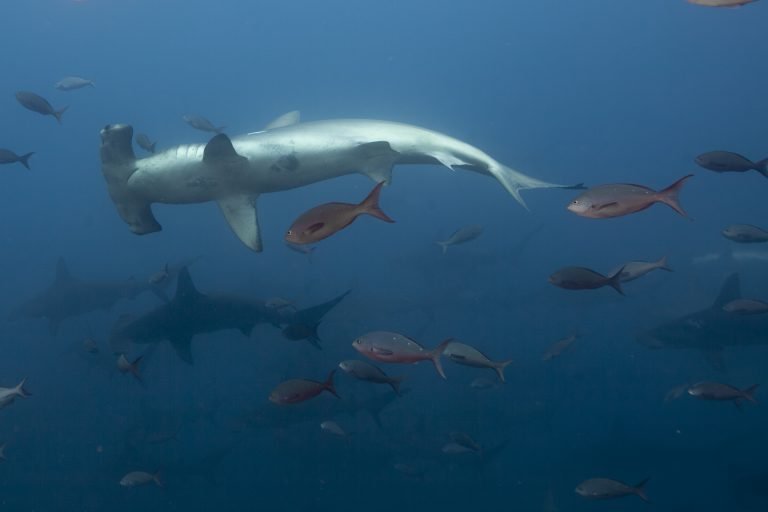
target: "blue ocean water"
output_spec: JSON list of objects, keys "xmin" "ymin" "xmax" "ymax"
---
[{"xmin": 0, "ymin": 0, "xmax": 767, "ymax": 510}]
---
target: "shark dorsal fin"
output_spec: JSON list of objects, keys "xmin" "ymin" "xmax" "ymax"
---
[
  {"xmin": 203, "ymin": 134, "xmax": 247, "ymax": 167},
  {"xmin": 55, "ymin": 257, "xmax": 72, "ymax": 283},
  {"xmin": 712, "ymin": 273, "xmax": 741, "ymax": 309},
  {"xmin": 175, "ymin": 267, "xmax": 202, "ymax": 305},
  {"xmin": 264, "ymin": 110, "xmax": 300, "ymax": 130}
]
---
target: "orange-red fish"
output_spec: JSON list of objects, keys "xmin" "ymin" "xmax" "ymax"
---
[
  {"xmin": 285, "ymin": 182, "xmax": 394, "ymax": 244},
  {"xmin": 269, "ymin": 371, "xmax": 339, "ymax": 405}
]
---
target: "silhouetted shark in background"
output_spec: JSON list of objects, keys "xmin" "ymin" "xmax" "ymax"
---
[
  {"xmin": 637, "ymin": 273, "xmax": 768, "ymax": 368},
  {"xmin": 110, "ymin": 267, "xmax": 350, "ymax": 363},
  {"xmin": 9, "ymin": 257, "xmax": 166, "ymax": 334}
]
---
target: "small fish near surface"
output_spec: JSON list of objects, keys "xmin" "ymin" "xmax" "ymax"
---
[
  {"xmin": 54, "ymin": 75, "xmax": 95, "ymax": 91},
  {"xmin": 285, "ymin": 182, "xmax": 394, "ymax": 245},
  {"xmin": 542, "ymin": 333, "xmax": 578, "ymax": 361},
  {"xmin": 723, "ymin": 298, "xmax": 768, "ymax": 315},
  {"xmin": 688, "ymin": 0, "xmax": 759, "ymax": 7},
  {"xmin": 567, "ymin": 175, "xmax": 692, "ymax": 219},
  {"xmin": 338, "ymin": 359, "xmax": 404, "ymax": 394},
  {"xmin": 611, "ymin": 256, "xmax": 672, "ymax": 283},
  {"xmin": 352, "ymin": 331, "xmax": 451, "ymax": 379},
  {"xmin": 269, "ymin": 370, "xmax": 339, "ymax": 405},
  {"xmin": 182, "ymin": 114, "xmax": 224, "ymax": 134},
  {"xmin": 15, "ymin": 91, "xmax": 68, "ymax": 124},
  {"xmin": 135, "ymin": 133, "xmax": 157, "ymax": 154},
  {"xmin": 443, "ymin": 340, "xmax": 512, "ymax": 382},
  {"xmin": 119, "ymin": 471, "xmax": 163, "ymax": 488},
  {"xmin": 722, "ymin": 224, "xmax": 768, "ymax": 243},
  {"xmin": 688, "ymin": 381, "xmax": 758, "ymax": 405},
  {"xmin": 695, "ymin": 150, "xmax": 768, "ymax": 177},
  {"xmin": 575, "ymin": 477, "xmax": 650, "ymax": 502},
  {"xmin": 436, "ymin": 225, "xmax": 483, "ymax": 254},
  {"xmin": 0, "ymin": 379, "xmax": 30, "ymax": 409},
  {"xmin": 549, "ymin": 266, "xmax": 624, "ymax": 295}
]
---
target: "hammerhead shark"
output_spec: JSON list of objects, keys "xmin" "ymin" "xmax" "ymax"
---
[
  {"xmin": 99, "ymin": 113, "xmax": 583, "ymax": 252},
  {"xmin": 9, "ymin": 257, "xmax": 165, "ymax": 334},
  {"xmin": 109, "ymin": 267, "xmax": 350, "ymax": 363},
  {"xmin": 637, "ymin": 273, "xmax": 768, "ymax": 368}
]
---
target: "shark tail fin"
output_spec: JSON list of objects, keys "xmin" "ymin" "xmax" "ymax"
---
[
  {"xmin": 634, "ymin": 477, "xmax": 651, "ymax": 503},
  {"xmin": 607, "ymin": 266, "xmax": 625, "ymax": 296},
  {"xmin": 100, "ymin": 124, "xmax": 162, "ymax": 235},
  {"xmin": 430, "ymin": 339, "xmax": 452, "ymax": 380},
  {"xmin": 657, "ymin": 174, "xmax": 693, "ymax": 218},
  {"xmin": 15, "ymin": 378, "xmax": 30, "ymax": 398},
  {"xmin": 18, "ymin": 152, "xmax": 34, "ymax": 170},
  {"xmin": 489, "ymin": 163, "xmax": 585, "ymax": 210},
  {"xmin": 743, "ymin": 384, "xmax": 759, "ymax": 403},
  {"xmin": 658, "ymin": 255, "xmax": 673, "ymax": 272},
  {"xmin": 493, "ymin": 359, "xmax": 514, "ymax": 383},
  {"xmin": 130, "ymin": 356, "xmax": 144, "ymax": 382},
  {"xmin": 54, "ymin": 105, "xmax": 68, "ymax": 124},
  {"xmin": 324, "ymin": 370, "xmax": 340, "ymax": 398}
]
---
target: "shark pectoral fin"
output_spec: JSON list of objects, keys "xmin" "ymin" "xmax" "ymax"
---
[
  {"xmin": 264, "ymin": 110, "xmax": 300, "ymax": 130},
  {"xmin": 357, "ymin": 141, "xmax": 399, "ymax": 185},
  {"xmin": 203, "ymin": 134, "xmax": 248, "ymax": 169},
  {"xmin": 217, "ymin": 195, "xmax": 263, "ymax": 252},
  {"xmin": 117, "ymin": 199, "xmax": 162, "ymax": 235},
  {"xmin": 169, "ymin": 335, "xmax": 194, "ymax": 364}
]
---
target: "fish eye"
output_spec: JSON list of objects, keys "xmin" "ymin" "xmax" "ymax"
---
[{"xmin": 286, "ymin": 230, "xmax": 292, "ymax": 235}]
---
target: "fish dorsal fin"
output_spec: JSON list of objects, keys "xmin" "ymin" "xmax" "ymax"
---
[
  {"xmin": 712, "ymin": 273, "xmax": 741, "ymax": 309},
  {"xmin": 264, "ymin": 110, "xmax": 300, "ymax": 130},
  {"xmin": 203, "ymin": 134, "xmax": 248, "ymax": 167},
  {"xmin": 55, "ymin": 257, "xmax": 72, "ymax": 283},
  {"xmin": 175, "ymin": 267, "xmax": 202, "ymax": 305},
  {"xmin": 356, "ymin": 141, "xmax": 399, "ymax": 186}
]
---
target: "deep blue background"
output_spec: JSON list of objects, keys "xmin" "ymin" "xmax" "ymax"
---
[{"xmin": 0, "ymin": 1, "xmax": 767, "ymax": 510}]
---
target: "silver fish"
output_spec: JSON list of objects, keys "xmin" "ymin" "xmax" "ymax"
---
[
  {"xmin": 549, "ymin": 266, "xmax": 624, "ymax": 295},
  {"xmin": 436, "ymin": 225, "xmax": 483, "ymax": 254},
  {"xmin": 575, "ymin": 477, "xmax": 650, "ymax": 502},
  {"xmin": 352, "ymin": 332, "xmax": 451, "ymax": 379},
  {"xmin": 54, "ymin": 76, "xmax": 95, "ymax": 91},
  {"xmin": 135, "ymin": 133, "xmax": 157, "ymax": 154},
  {"xmin": 0, "ymin": 379, "xmax": 30, "ymax": 409},
  {"xmin": 119, "ymin": 471, "xmax": 163, "ymax": 487},
  {"xmin": 443, "ymin": 340, "xmax": 512, "ymax": 382},
  {"xmin": 688, "ymin": 381, "xmax": 758, "ymax": 403},
  {"xmin": 722, "ymin": 224, "xmax": 768, "ymax": 243},
  {"xmin": 542, "ymin": 333, "xmax": 578, "ymax": 361},
  {"xmin": 15, "ymin": 91, "xmax": 67, "ymax": 124},
  {"xmin": 338, "ymin": 359, "xmax": 403, "ymax": 394},
  {"xmin": 182, "ymin": 114, "xmax": 224, "ymax": 133},
  {"xmin": 320, "ymin": 420, "xmax": 348, "ymax": 437},
  {"xmin": 610, "ymin": 256, "xmax": 672, "ymax": 283}
]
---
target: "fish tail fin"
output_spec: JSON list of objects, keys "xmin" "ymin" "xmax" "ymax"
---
[
  {"xmin": 489, "ymin": 163, "xmax": 585, "ymax": 210},
  {"xmin": 658, "ymin": 255, "xmax": 673, "ymax": 272},
  {"xmin": 743, "ymin": 383, "xmax": 759, "ymax": 403},
  {"xmin": 130, "ymin": 355, "xmax": 144, "ymax": 381},
  {"xmin": 634, "ymin": 477, "xmax": 651, "ymax": 503},
  {"xmin": 18, "ymin": 152, "xmax": 34, "ymax": 170},
  {"xmin": 324, "ymin": 370, "xmax": 340, "ymax": 398},
  {"xmin": 430, "ymin": 339, "xmax": 452, "ymax": 380},
  {"xmin": 753, "ymin": 158, "xmax": 768, "ymax": 178},
  {"xmin": 494, "ymin": 360, "xmax": 514, "ymax": 383},
  {"xmin": 15, "ymin": 378, "xmax": 30, "ymax": 398},
  {"xmin": 390, "ymin": 376, "xmax": 405, "ymax": 396},
  {"xmin": 359, "ymin": 181, "xmax": 395, "ymax": 223},
  {"xmin": 657, "ymin": 174, "xmax": 693, "ymax": 218},
  {"xmin": 54, "ymin": 105, "xmax": 69, "ymax": 124},
  {"xmin": 436, "ymin": 241, "xmax": 448, "ymax": 255},
  {"xmin": 607, "ymin": 266, "xmax": 625, "ymax": 296}
]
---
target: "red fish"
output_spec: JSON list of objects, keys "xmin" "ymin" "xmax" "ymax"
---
[
  {"xmin": 352, "ymin": 331, "xmax": 451, "ymax": 379},
  {"xmin": 269, "ymin": 370, "xmax": 339, "ymax": 405},
  {"xmin": 285, "ymin": 182, "xmax": 394, "ymax": 244},
  {"xmin": 567, "ymin": 175, "xmax": 692, "ymax": 219}
]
